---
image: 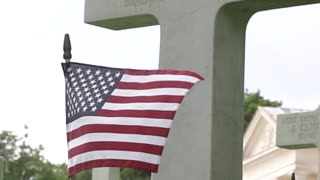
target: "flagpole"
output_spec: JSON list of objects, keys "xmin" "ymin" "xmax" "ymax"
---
[
  {"xmin": 64, "ymin": 33, "xmax": 73, "ymax": 180},
  {"xmin": 63, "ymin": 33, "xmax": 72, "ymax": 63}
]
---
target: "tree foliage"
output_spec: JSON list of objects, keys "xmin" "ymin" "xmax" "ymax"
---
[
  {"xmin": 244, "ymin": 90, "xmax": 282, "ymax": 131},
  {"xmin": 120, "ymin": 168, "xmax": 150, "ymax": 180},
  {"xmin": 0, "ymin": 130, "xmax": 46, "ymax": 180},
  {"xmin": 0, "ymin": 130, "xmax": 91, "ymax": 180}
]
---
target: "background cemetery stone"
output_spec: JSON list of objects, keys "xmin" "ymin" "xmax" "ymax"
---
[
  {"xmin": 84, "ymin": 0, "xmax": 320, "ymax": 179},
  {"xmin": 277, "ymin": 107, "xmax": 320, "ymax": 149},
  {"xmin": 277, "ymin": 106, "xmax": 320, "ymax": 180}
]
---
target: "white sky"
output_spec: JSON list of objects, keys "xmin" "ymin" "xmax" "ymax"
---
[{"xmin": 0, "ymin": 0, "xmax": 320, "ymax": 164}]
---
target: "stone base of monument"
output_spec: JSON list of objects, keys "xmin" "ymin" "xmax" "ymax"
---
[{"xmin": 91, "ymin": 168, "xmax": 119, "ymax": 180}]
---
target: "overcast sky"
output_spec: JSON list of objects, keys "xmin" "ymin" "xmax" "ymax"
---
[{"xmin": 0, "ymin": 0, "xmax": 320, "ymax": 164}]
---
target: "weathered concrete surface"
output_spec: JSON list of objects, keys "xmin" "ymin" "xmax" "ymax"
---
[
  {"xmin": 84, "ymin": 0, "xmax": 320, "ymax": 179},
  {"xmin": 277, "ymin": 106, "xmax": 320, "ymax": 180},
  {"xmin": 92, "ymin": 168, "xmax": 119, "ymax": 180},
  {"xmin": 277, "ymin": 107, "xmax": 320, "ymax": 149}
]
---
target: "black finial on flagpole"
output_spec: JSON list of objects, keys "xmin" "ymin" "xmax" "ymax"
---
[
  {"xmin": 291, "ymin": 172, "xmax": 295, "ymax": 180},
  {"xmin": 63, "ymin": 33, "xmax": 72, "ymax": 63}
]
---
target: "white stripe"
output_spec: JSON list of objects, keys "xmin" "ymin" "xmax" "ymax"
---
[
  {"xmin": 102, "ymin": 102, "xmax": 180, "ymax": 111},
  {"xmin": 67, "ymin": 116, "xmax": 172, "ymax": 133},
  {"xmin": 68, "ymin": 150, "xmax": 160, "ymax": 168},
  {"xmin": 68, "ymin": 133, "xmax": 167, "ymax": 149},
  {"xmin": 121, "ymin": 74, "xmax": 199, "ymax": 83},
  {"xmin": 112, "ymin": 88, "xmax": 188, "ymax": 97}
]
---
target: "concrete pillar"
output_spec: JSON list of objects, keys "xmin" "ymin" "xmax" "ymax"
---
[
  {"xmin": 91, "ymin": 168, "xmax": 119, "ymax": 180},
  {"xmin": 0, "ymin": 156, "xmax": 4, "ymax": 180}
]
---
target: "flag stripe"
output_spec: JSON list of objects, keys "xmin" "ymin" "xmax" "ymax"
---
[
  {"xmin": 68, "ymin": 133, "xmax": 167, "ymax": 150},
  {"xmin": 68, "ymin": 159, "xmax": 159, "ymax": 176},
  {"xmin": 116, "ymin": 81, "xmax": 194, "ymax": 89},
  {"xmin": 102, "ymin": 102, "xmax": 180, "ymax": 111},
  {"xmin": 112, "ymin": 88, "xmax": 189, "ymax": 97},
  {"xmin": 68, "ymin": 142, "xmax": 164, "ymax": 158},
  {"xmin": 121, "ymin": 74, "xmax": 200, "ymax": 83},
  {"xmin": 125, "ymin": 69, "xmax": 204, "ymax": 80},
  {"xmin": 107, "ymin": 95, "xmax": 184, "ymax": 103},
  {"xmin": 68, "ymin": 150, "xmax": 160, "ymax": 167},
  {"xmin": 97, "ymin": 110, "xmax": 176, "ymax": 119},
  {"xmin": 67, "ymin": 116, "xmax": 173, "ymax": 132},
  {"xmin": 63, "ymin": 63, "xmax": 204, "ymax": 175},
  {"xmin": 67, "ymin": 124, "xmax": 170, "ymax": 141}
]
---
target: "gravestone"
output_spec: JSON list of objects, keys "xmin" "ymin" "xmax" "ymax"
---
[
  {"xmin": 84, "ymin": 0, "xmax": 320, "ymax": 179},
  {"xmin": 277, "ymin": 106, "xmax": 320, "ymax": 180}
]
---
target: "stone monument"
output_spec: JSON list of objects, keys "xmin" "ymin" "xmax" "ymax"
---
[
  {"xmin": 277, "ymin": 106, "xmax": 320, "ymax": 180},
  {"xmin": 84, "ymin": 0, "xmax": 320, "ymax": 179}
]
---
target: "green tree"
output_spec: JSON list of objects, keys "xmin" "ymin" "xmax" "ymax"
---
[
  {"xmin": 120, "ymin": 168, "xmax": 150, "ymax": 180},
  {"xmin": 76, "ymin": 169, "xmax": 92, "ymax": 180},
  {"xmin": 244, "ymin": 90, "xmax": 282, "ymax": 131},
  {"xmin": 0, "ymin": 130, "xmax": 45, "ymax": 180},
  {"xmin": 0, "ymin": 130, "xmax": 90, "ymax": 180}
]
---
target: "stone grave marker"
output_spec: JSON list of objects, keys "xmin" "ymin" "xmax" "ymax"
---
[{"xmin": 277, "ymin": 106, "xmax": 320, "ymax": 180}]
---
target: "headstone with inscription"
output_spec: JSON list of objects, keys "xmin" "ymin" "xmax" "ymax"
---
[
  {"xmin": 84, "ymin": 0, "xmax": 320, "ymax": 179},
  {"xmin": 277, "ymin": 106, "xmax": 320, "ymax": 180}
]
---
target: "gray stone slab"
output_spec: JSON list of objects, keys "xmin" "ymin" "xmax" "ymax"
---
[
  {"xmin": 277, "ymin": 107, "xmax": 320, "ymax": 149},
  {"xmin": 277, "ymin": 106, "xmax": 320, "ymax": 180},
  {"xmin": 92, "ymin": 168, "xmax": 119, "ymax": 180}
]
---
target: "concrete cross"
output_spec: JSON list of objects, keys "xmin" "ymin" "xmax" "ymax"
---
[
  {"xmin": 277, "ymin": 106, "xmax": 320, "ymax": 180},
  {"xmin": 85, "ymin": 1, "xmax": 246, "ymax": 180},
  {"xmin": 84, "ymin": 0, "xmax": 320, "ymax": 179}
]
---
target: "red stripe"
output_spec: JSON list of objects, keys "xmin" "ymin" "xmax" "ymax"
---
[
  {"xmin": 125, "ymin": 69, "xmax": 204, "ymax": 80},
  {"xmin": 97, "ymin": 110, "xmax": 176, "ymax": 119},
  {"xmin": 68, "ymin": 142, "xmax": 164, "ymax": 158},
  {"xmin": 67, "ymin": 124, "xmax": 170, "ymax": 141},
  {"xmin": 117, "ymin": 81, "xmax": 194, "ymax": 89},
  {"xmin": 68, "ymin": 159, "xmax": 158, "ymax": 176},
  {"xmin": 108, "ymin": 95, "xmax": 184, "ymax": 103}
]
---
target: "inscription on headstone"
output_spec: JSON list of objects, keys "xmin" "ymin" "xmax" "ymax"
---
[
  {"xmin": 124, "ymin": 0, "xmax": 164, "ymax": 7},
  {"xmin": 277, "ymin": 106, "xmax": 320, "ymax": 180},
  {"xmin": 277, "ymin": 107, "xmax": 319, "ymax": 149}
]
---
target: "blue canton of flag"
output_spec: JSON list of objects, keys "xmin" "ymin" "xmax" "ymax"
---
[{"xmin": 63, "ymin": 63, "xmax": 124, "ymax": 123}]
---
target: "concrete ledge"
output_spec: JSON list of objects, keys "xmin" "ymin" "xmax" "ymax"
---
[{"xmin": 87, "ymin": 14, "xmax": 159, "ymax": 30}]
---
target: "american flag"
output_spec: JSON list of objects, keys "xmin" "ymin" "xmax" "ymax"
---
[{"xmin": 62, "ymin": 62, "xmax": 204, "ymax": 176}]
